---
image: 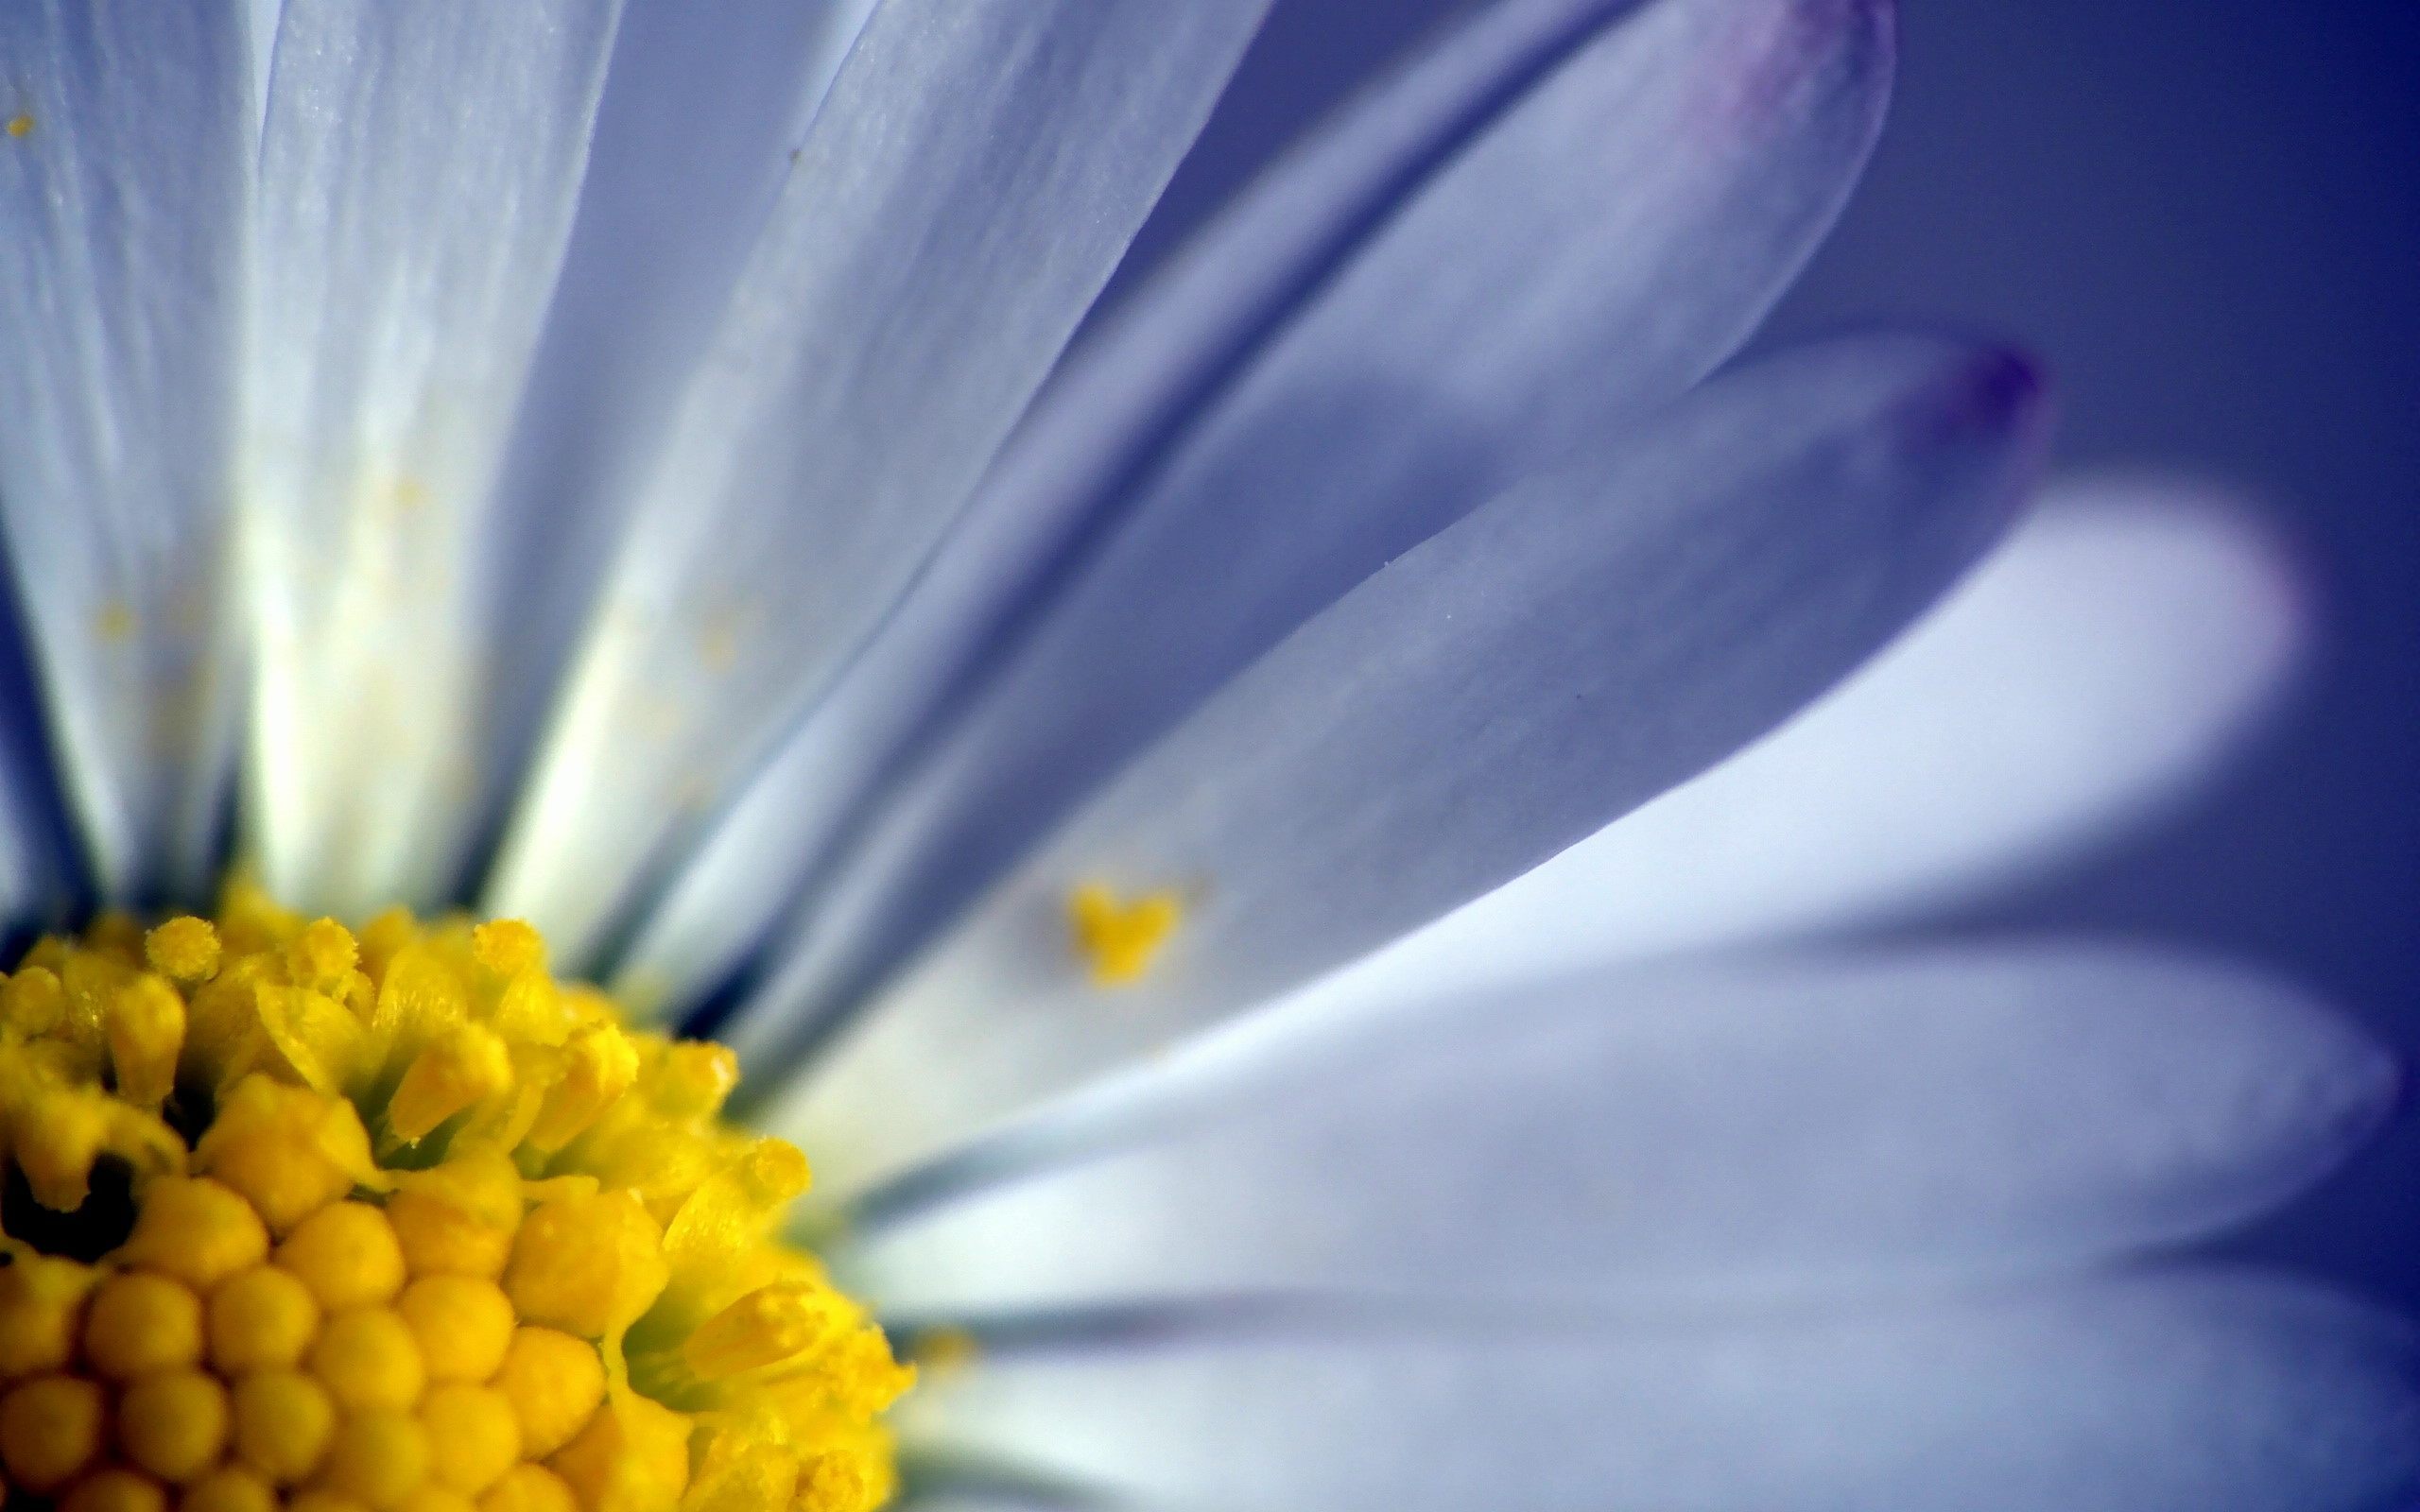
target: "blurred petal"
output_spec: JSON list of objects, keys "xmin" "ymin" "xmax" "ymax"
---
[
  {"xmin": 629, "ymin": 0, "xmax": 1897, "ymax": 1014},
  {"xmin": 487, "ymin": 0, "xmax": 1275, "ymax": 960},
  {"xmin": 901, "ymin": 1272, "xmax": 2420, "ymax": 1512},
  {"xmin": 240, "ymin": 0, "xmax": 624, "ymax": 915},
  {"xmin": 1321, "ymin": 475, "xmax": 2313, "ymax": 1005},
  {"xmin": 748, "ymin": 333, "xmax": 2046, "ymax": 1188},
  {"xmin": 841, "ymin": 946, "xmax": 2393, "ymax": 1311},
  {"xmin": 0, "ymin": 3, "xmax": 254, "ymax": 898}
]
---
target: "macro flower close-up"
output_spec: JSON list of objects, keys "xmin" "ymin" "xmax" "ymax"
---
[{"xmin": 0, "ymin": 1, "xmax": 2414, "ymax": 1510}]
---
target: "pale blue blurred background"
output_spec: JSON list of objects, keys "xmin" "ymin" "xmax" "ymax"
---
[{"xmin": 1123, "ymin": 1, "xmax": 2420, "ymax": 1307}]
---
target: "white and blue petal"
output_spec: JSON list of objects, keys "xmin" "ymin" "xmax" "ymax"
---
[
  {"xmin": 240, "ymin": 0, "xmax": 626, "ymax": 915},
  {"xmin": 838, "ymin": 945, "xmax": 2392, "ymax": 1312},
  {"xmin": 749, "ymin": 331, "xmax": 2046, "ymax": 1186},
  {"xmin": 0, "ymin": 2, "xmax": 256, "ymax": 900},
  {"xmin": 628, "ymin": 0, "xmax": 1900, "ymax": 1014},
  {"xmin": 898, "ymin": 1272, "xmax": 2420, "ymax": 1512},
  {"xmin": 1318, "ymin": 474, "xmax": 2314, "ymax": 1005},
  {"xmin": 487, "ymin": 0, "xmax": 1277, "ymax": 962}
]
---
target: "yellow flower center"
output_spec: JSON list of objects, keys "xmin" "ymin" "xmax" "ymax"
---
[{"xmin": 0, "ymin": 884, "xmax": 908, "ymax": 1512}]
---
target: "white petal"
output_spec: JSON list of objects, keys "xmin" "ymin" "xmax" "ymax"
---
[
  {"xmin": 240, "ymin": 0, "xmax": 624, "ymax": 916},
  {"xmin": 473, "ymin": 0, "xmax": 881, "ymax": 838},
  {"xmin": 747, "ymin": 334, "xmax": 2044, "ymax": 1191},
  {"xmin": 0, "ymin": 4, "xmax": 255, "ymax": 898},
  {"xmin": 626, "ymin": 0, "xmax": 1896, "ymax": 1014},
  {"xmin": 902, "ymin": 1272, "xmax": 2420, "ymax": 1512},
  {"xmin": 1317, "ymin": 475, "xmax": 2314, "ymax": 1006},
  {"xmin": 841, "ymin": 946, "xmax": 2392, "ymax": 1312},
  {"xmin": 486, "ymin": 0, "xmax": 1274, "ymax": 961}
]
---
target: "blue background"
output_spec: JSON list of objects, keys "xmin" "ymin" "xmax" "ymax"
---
[{"xmin": 1129, "ymin": 1, "xmax": 2420, "ymax": 1308}]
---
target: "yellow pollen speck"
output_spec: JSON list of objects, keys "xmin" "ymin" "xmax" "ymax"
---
[
  {"xmin": 909, "ymin": 1327, "xmax": 981, "ymax": 1382},
  {"xmin": 0, "ymin": 891, "xmax": 909, "ymax": 1510},
  {"xmin": 1067, "ymin": 883, "xmax": 1184, "ymax": 987},
  {"xmin": 7, "ymin": 113, "xmax": 32, "ymax": 139},
  {"xmin": 94, "ymin": 599, "xmax": 137, "ymax": 643}
]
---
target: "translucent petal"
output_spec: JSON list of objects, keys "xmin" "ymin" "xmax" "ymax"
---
[
  {"xmin": 900, "ymin": 1272, "xmax": 2420, "ymax": 1512},
  {"xmin": 843, "ymin": 945, "xmax": 2392, "ymax": 1311}
]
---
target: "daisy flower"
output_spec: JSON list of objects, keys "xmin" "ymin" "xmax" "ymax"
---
[{"xmin": 0, "ymin": 0, "xmax": 2411, "ymax": 1510}]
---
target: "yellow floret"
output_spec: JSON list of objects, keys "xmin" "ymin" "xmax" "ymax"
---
[
  {"xmin": 394, "ymin": 1274, "xmax": 515, "ymax": 1383},
  {"xmin": 207, "ymin": 1263, "xmax": 322, "ymax": 1372},
  {"xmin": 0, "ymin": 895, "xmax": 908, "ymax": 1510},
  {"xmin": 277, "ymin": 1199, "xmax": 407, "ymax": 1310},
  {"xmin": 308, "ymin": 1306, "xmax": 425, "ymax": 1413},
  {"xmin": 122, "ymin": 1176, "xmax": 271, "ymax": 1290},
  {"xmin": 85, "ymin": 1269, "xmax": 206, "ymax": 1379},
  {"xmin": 118, "ymin": 1368, "xmax": 233, "ymax": 1483},
  {"xmin": 0, "ymin": 1372, "xmax": 107, "ymax": 1489},
  {"xmin": 231, "ymin": 1368, "xmax": 337, "ymax": 1485}
]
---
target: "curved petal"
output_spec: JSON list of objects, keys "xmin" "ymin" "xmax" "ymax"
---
[
  {"xmin": 745, "ymin": 333, "xmax": 2047, "ymax": 1187},
  {"xmin": 485, "ymin": 0, "xmax": 1276, "ymax": 961},
  {"xmin": 1314, "ymin": 475, "xmax": 2314, "ymax": 1005},
  {"xmin": 838, "ymin": 945, "xmax": 2393, "ymax": 1312},
  {"xmin": 898, "ymin": 1272, "xmax": 2420, "ymax": 1512},
  {"xmin": 240, "ymin": 0, "xmax": 626, "ymax": 916},
  {"xmin": 628, "ymin": 0, "xmax": 1898, "ymax": 1014},
  {"xmin": 0, "ymin": 2, "xmax": 255, "ymax": 899}
]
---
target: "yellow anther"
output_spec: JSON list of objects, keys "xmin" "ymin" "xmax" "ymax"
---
[
  {"xmin": 648, "ymin": 1042, "xmax": 738, "ymax": 1121},
  {"xmin": 419, "ymin": 1383, "xmax": 521, "ymax": 1494},
  {"xmin": 545, "ymin": 1393, "xmax": 690, "ymax": 1512},
  {"xmin": 117, "ymin": 1367, "xmax": 232, "ymax": 1483},
  {"xmin": 286, "ymin": 1493, "xmax": 368, "ymax": 1512},
  {"xmin": 470, "ymin": 920, "xmax": 544, "ymax": 982},
  {"xmin": 308, "ymin": 1305, "xmax": 425, "ymax": 1413},
  {"xmin": 490, "ymin": 1329, "xmax": 602, "ymax": 1460},
  {"xmin": 180, "ymin": 1465, "xmax": 278, "ymax": 1512},
  {"xmin": 277, "ymin": 1198, "xmax": 406, "ymax": 1310},
  {"xmin": 286, "ymin": 919, "xmax": 360, "ymax": 993},
  {"xmin": 122, "ymin": 1176, "xmax": 270, "ymax": 1291},
  {"xmin": 395, "ymin": 1276, "xmax": 515, "ymax": 1383},
  {"xmin": 252, "ymin": 983, "xmax": 369, "ymax": 1096},
  {"xmin": 195, "ymin": 1075, "xmax": 377, "ymax": 1233},
  {"xmin": 397, "ymin": 1488, "xmax": 477, "ymax": 1512},
  {"xmin": 793, "ymin": 1450, "xmax": 890, "ymax": 1512},
  {"xmin": 521, "ymin": 1026, "xmax": 637, "ymax": 1155},
  {"xmin": 106, "ymin": 971, "xmax": 187, "ymax": 1109},
  {"xmin": 84, "ymin": 1269, "xmax": 205, "ymax": 1380},
  {"xmin": 15, "ymin": 1086, "xmax": 110, "ymax": 1209},
  {"xmin": 1, "ymin": 963, "xmax": 64, "ymax": 1036},
  {"xmin": 60, "ymin": 1467, "xmax": 167, "ymax": 1512},
  {"xmin": 682, "ymin": 1283, "xmax": 850, "ymax": 1382},
  {"xmin": 207, "ymin": 1263, "xmax": 321, "ymax": 1372},
  {"xmin": 503, "ymin": 1192, "xmax": 667, "ymax": 1339},
  {"xmin": 320, "ymin": 1407, "xmax": 431, "ymax": 1509},
  {"xmin": 231, "ymin": 1368, "xmax": 337, "ymax": 1485},
  {"xmin": 0, "ymin": 1252, "xmax": 92, "ymax": 1379},
  {"xmin": 6, "ymin": 114, "xmax": 32, "ymax": 139},
  {"xmin": 387, "ymin": 1155, "xmax": 522, "ymax": 1281},
  {"xmin": 476, "ymin": 1466, "xmax": 576, "ymax": 1512},
  {"xmin": 387, "ymin": 1023, "xmax": 512, "ymax": 1144},
  {"xmin": 0, "ymin": 1373, "xmax": 105, "ymax": 1489},
  {"xmin": 146, "ymin": 917, "xmax": 222, "ymax": 983},
  {"xmin": 1067, "ymin": 883, "xmax": 1184, "ymax": 987}
]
